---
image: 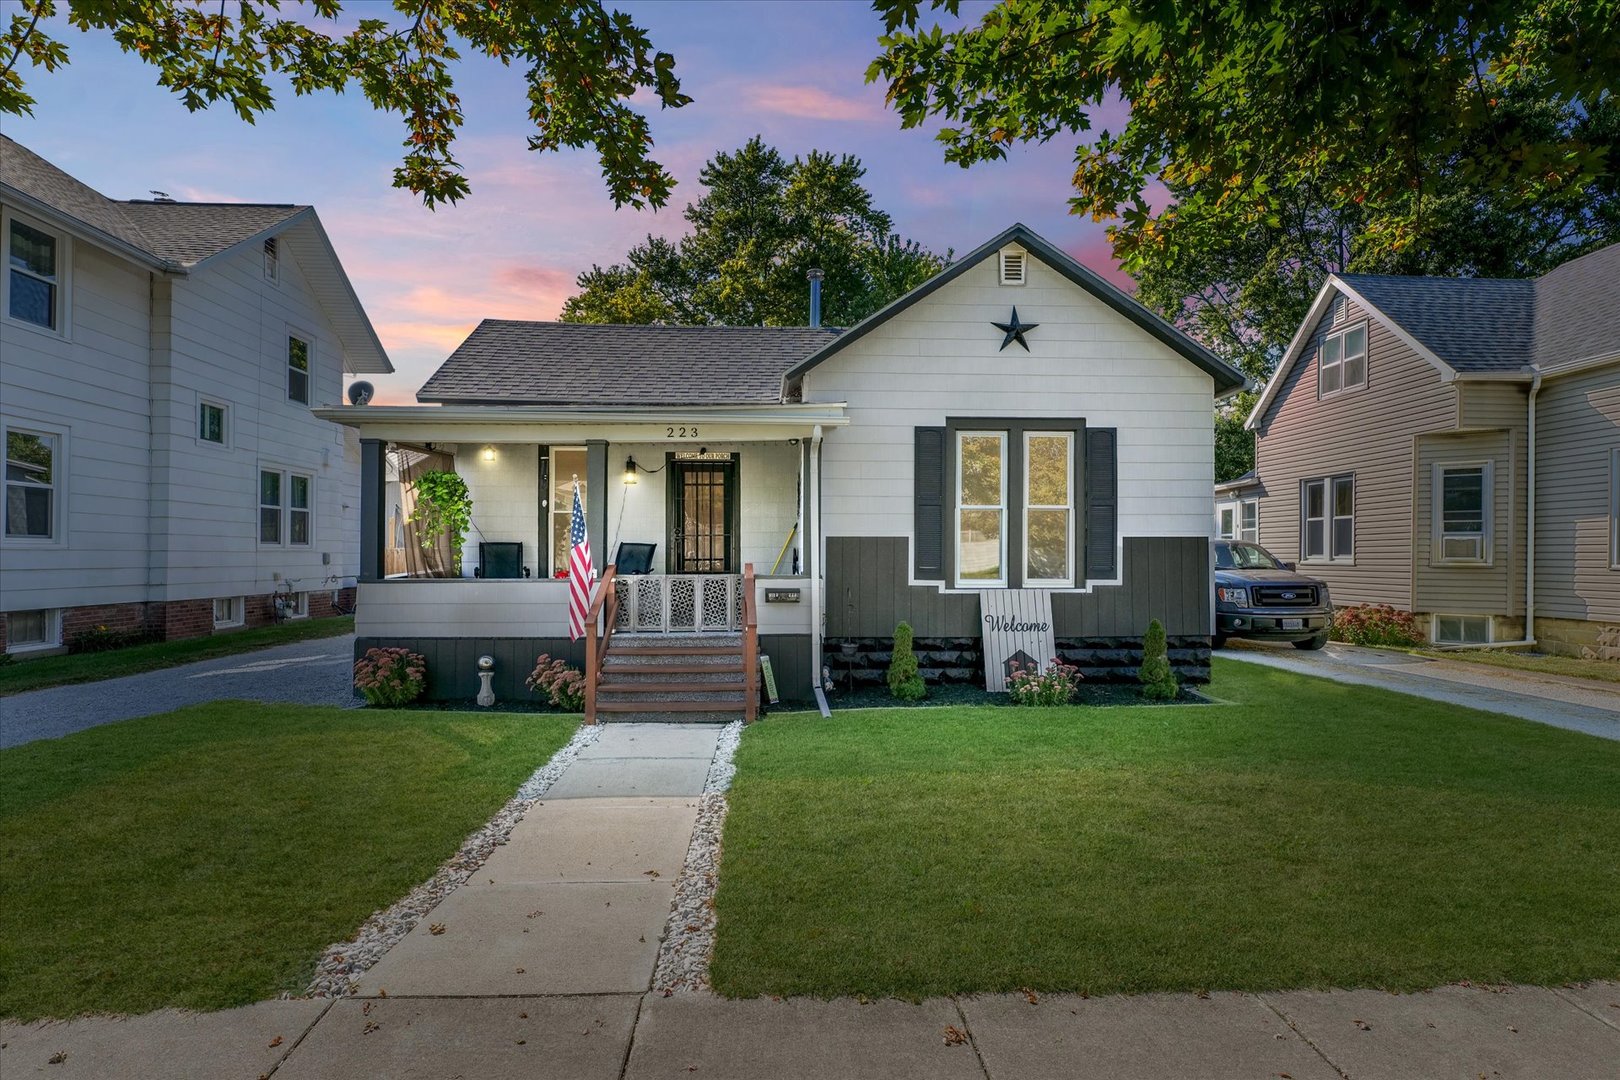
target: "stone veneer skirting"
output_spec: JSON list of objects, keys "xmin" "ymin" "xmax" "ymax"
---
[{"xmin": 825, "ymin": 635, "xmax": 1212, "ymax": 687}]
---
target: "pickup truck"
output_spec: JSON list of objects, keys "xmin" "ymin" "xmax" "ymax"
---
[{"xmin": 1212, "ymin": 540, "xmax": 1332, "ymax": 650}]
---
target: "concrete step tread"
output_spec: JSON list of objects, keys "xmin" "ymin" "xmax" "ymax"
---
[{"xmin": 596, "ymin": 699, "xmax": 746, "ymax": 713}]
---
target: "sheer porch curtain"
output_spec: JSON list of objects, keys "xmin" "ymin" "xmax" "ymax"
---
[{"xmin": 393, "ymin": 445, "xmax": 456, "ymax": 577}]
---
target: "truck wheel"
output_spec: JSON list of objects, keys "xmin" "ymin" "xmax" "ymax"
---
[{"xmin": 1293, "ymin": 633, "xmax": 1329, "ymax": 651}]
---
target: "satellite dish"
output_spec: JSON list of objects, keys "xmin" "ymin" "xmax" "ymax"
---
[{"xmin": 347, "ymin": 381, "xmax": 375, "ymax": 406}]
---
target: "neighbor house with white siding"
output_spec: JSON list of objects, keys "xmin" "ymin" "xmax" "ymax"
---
[
  {"xmin": 1243, "ymin": 244, "xmax": 1620, "ymax": 658},
  {"xmin": 0, "ymin": 135, "xmax": 392, "ymax": 653},
  {"xmin": 317, "ymin": 224, "xmax": 1245, "ymax": 715}
]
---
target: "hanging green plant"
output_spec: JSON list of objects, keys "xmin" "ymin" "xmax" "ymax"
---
[{"xmin": 409, "ymin": 470, "xmax": 473, "ymax": 576}]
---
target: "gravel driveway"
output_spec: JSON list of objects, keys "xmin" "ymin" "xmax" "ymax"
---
[{"xmin": 0, "ymin": 634, "xmax": 358, "ymax": 750}]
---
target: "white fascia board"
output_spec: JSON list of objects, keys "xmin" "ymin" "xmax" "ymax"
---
[
  {"xmin": 1539, "ymin": 351, "xmax": 1620, "ymax": 381},
  {"xmin": 312, "ymin": 403, "xmax": 851, "ymax": 439}
]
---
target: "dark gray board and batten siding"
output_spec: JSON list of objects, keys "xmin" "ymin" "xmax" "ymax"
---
[{"xmin": 825, "ymin": 536, "xmax": 1210, "ymax": 640}]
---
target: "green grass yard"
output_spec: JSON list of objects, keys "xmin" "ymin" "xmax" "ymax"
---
[
  {"xmin": 0, "ymin": 702, "xmax": 577, "ymax": 1020},
  {"xmin": 1411, "ymin": 646, "xmax": 1620, "ymax": 684},
  {"xmin": 711, "ymin": 658, "xmax": 1620, "ymax": 1000},
  {"xmin": 0, "ymin": 616, "xmax": 355, "ymax": 697}
]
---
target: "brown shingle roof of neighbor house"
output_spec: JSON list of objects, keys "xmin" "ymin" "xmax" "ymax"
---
[
  {"xmin": 1, "ymin": 133, "xmax": 305, "ymax": 268},
  {"xmin": 416, "ymin": 320, "xmax": 844, "ymax": 406}
]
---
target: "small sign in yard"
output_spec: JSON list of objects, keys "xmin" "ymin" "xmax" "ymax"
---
[
  {"xmin": 760, "ymin": 655, "xmax": 780, "ymax": 704},
  {"xmin": 980, "ymin": 590, "xmax": 1056, "ymax": 692}
]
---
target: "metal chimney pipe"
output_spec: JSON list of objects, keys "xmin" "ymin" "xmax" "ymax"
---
[{"xmin": 808, "ymin": 268, "xmax": 824, "ymax": 328}]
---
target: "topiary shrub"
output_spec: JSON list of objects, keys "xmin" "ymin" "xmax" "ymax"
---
[
  {"xmin": 527, "ymin": 653, "xmax": 586, "ymax": 711},
  {"xmin": 887, "ymin": 621, "xmax": 927, "ymax": 701},
  {"xmin": 1138, "ymin": 619, "xmax": 1179, "ymax": 701},
  {"xmin": 353, "ymin": 646, "xmax": 427, "ymax": 706}
]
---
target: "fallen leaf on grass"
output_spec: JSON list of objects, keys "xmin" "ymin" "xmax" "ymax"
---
[
  {"xmin": 429, "ymin": 923, "xmax": 446, "ymax": 936},
  {"xmin": 268, "ymin": 1036, "xmax": 284, "ymax": 1048},
  {"xmin": 942, "ymin": 1025, "xmax": 968, "ymax": 1047},
  {"xmin": 1021, "ymin": 987, "xmax": 1039, "ymax": 1005},
  {"xmin": 378, "ymin": 989, "xmax": 388, "ymax": 998},
  {"xmin": 361, "ymin": 1002, "xmax": 373, "ymax": 1016}
]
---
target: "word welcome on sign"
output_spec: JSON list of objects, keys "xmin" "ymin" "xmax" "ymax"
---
[{"xmin": 980, "ymin": 590, "xmax": 1056, "ymax": 692}]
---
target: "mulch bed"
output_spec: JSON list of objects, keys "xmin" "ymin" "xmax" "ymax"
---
[{"xmin": 821, "ymin": 681, "xmax": 1207, "ymax": 710}]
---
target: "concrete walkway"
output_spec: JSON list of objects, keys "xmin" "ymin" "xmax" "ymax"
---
[
  {"xmin": 0, "ymin": 634, "xmax": 357, "ymax": 749},
  {"xmin": 6, "ymin": 721, "xmax": 1617, "ymax": 1078},
  {"xmin": 1223, "ymin": 640, "xmax": 1620, "ymax": 741}
]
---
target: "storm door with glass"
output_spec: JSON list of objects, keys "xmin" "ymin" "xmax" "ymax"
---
[{"xmin": 667, "ymin": 457, "xmax": 738, "ymax": 574}]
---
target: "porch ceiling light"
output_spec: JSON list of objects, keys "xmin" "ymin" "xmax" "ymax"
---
[
  {"xmin": 481, "ymin": 445, "xmax": 496, "ymax": 461},
  {"xmin": 623, "ymin": 455, "xmax": 639, "ymax": 485}
]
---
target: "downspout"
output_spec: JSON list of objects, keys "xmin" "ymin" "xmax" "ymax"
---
[{"xmin": 809, "ymin": 423, "xmax": 830, "ymax": 716}]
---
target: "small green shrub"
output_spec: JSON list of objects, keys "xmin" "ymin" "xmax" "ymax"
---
[
  {"xmin": 1007, "ymin": 658, "xmax": 1083, "ymax": 705},
  {"xmin": 1138, "ymin": 619, "xmax": 1179, "ymax": 701},
  {"xmin": 887, "ymin": 621, "xmax": 927, "ymax": 701},
  {"xmin": 1330, "ymin": 604, "xmax": 1422, "ymax": 647},
  {"xmin": 527, "ymin": 653, "xmax": 586, "ymax": 711},
  {"xmin": 353, "ymin": 646, "xmax": 427, "ymax": 706},
  {"xmin": 69, "ymin": 624, "xmax": 157, "ymax": 653}
]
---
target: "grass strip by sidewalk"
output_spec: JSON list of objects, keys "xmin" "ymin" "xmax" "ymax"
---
[
  {"xmin": 0, "ymin": 702, "xmax": 577, "ymax": 1019},
  {"xmin": 0, "ymin": 616, "xmax": 355, "ymax": 697},
  {"xmin": 1409, "ymin": 646, "xmax": 1620, "ymax": 684},
  {"xmin": 712, "ymin": 658, "xmax": 1620, "ymax": 1000}
]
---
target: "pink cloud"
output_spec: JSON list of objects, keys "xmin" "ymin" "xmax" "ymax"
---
[{"xmin": 750, "ymin": 84, "xmax": 884, "ymax": 123}]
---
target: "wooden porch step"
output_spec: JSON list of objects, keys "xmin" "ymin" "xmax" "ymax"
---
[
  {"xmin": 600, "ymin": 662, "xmax": 745, "ymax": 675},
  {"xmin": 609, "ymin": 645, "xmax": 741, "ymax": 656},
  {"xmin": 595, "ymin": 699, "xmax": 745, "ymax": 713},
  {"xmin": 602, "ymin": 680, "xmax": 751, "ymax": 696}
]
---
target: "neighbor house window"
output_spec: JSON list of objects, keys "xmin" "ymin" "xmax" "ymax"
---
[
  {"xmin": 1023, "ymin": 431, "xmax": 1073, "ymax": 586},
  {"xmin": 5, "ymin": 428, "xmax": 58, "ymax": 539},
  {"xmin": 1319, "ymin": 322, "xmax": 1368, "ymax": 397},
  {"xmin": 289, "ymin": 474, "xmax": 311, "ymax": 545},
  {"xmin": 1435, "ymin": 463, "xmax": 1492, "ymax": 564},
  {"xmin": 263, "ymin": 237, "xmax": 279, "ymax": 283},
  {"xmin": 1434, "ymin": 614, "xmax": 1491, "ymax": 645},
  {"xmin": 6, "ymin": 608, "xmax": 59, "ymax": 652},
  {"xmin": 287, "ymin": 335, "xmax": 310, "ymax": 404},
  {"xmin": 7, "ymin": 217, "xmax": 60, "ymax": 330},
  {"xmin": 1218, "ymin": 504, "xmax": 1237, "ymax": 539},
  {"xmin": 199, "ymin": 401, "xmax": 227, "ymax": 444},
  {"xmin": 1302, "ymin": 475, "xmax": 1354, "ymax": 561},
  {"xmin": 1240, "ymin": 499, "xmax": 1259, "ymax": 543},
  {"xmin": 260, "ymin": 470, "xmax": 282, "ymax": 544},
  {"xmin": 549, "ymin": 447, "xmax": 587, "ymax": 572},
  {"xmin": 956, "ymin": 431, "xmax": 1007, "ymax": 586},
  {"xmin": 1610, "ymin": 448, "xmax": 1620, "ymax": 570},
  {"xmin": 213, "ymin": 597, "xmax": 243, "ymax": 628}
]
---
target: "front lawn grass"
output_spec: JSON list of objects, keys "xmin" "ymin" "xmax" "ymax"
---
[
  {"xmin": 0, "ymin": 702, "xmax": 576, "ymax": 1020},
  {"xmin": 711, "ymin": 658, "xmax": 1620, "ymax": 1000},
  {"xmin": 1411, "ymin": 646, "xmax": 1620, "ymax": 684},
  {"xmin": 0, "ymin": 616, "xmax": 355, "ymax": 697}
]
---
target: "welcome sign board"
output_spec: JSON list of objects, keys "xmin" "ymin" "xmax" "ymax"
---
[{"xmin": 980, "ymin": 590, "xmax": 1056, "ymax": 692}]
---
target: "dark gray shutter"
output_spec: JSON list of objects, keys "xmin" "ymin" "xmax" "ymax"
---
[
  {"xmin": 1084, "ymin": 428, "xmax": 1117, "ymax": 580},
  {"xmin": 914, "ymin": 427, "xmax": 946, "ymax": 579}
]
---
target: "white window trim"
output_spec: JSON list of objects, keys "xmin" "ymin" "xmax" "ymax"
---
[
  {"xmin": 1, "ymin": 417, "xmax": 68, "ymax": 549},
  {"xmin": 5, "ymin": 608, "xmax": 61, "ymax": 654},
  {"xmin": 1301, "ymin": 474, "xmax": 1354, "ymax": 564},
  {"xmin": 1, "ymin": 207, "xmax": 72, "ymax": 340},
  {"xmin": 213, "ymin": 597, "xmax": 244, "ymax": 629},
  {"xmin": 288, "ymin": 472, "xmax": 313, "ymax": 547},
  {"xmin": 1239, "ymin": 497, "xmax": 1259, "ymax": 544},
  {"xmin": 548, "ymin": 445, "xmax": 588, "ymax": 573},
  {"xmin": 197, "ymin": 398, "xmax": 231, "ymax": 449},
  {"xmin": 258, "ymin": 466, "xmax": 316, "ymax": 547},
  {"xmin": 1610, "ymin": 447, "xmax": 1620, "ymax": 571},
  {"xmin": 1317, "ymin": 320, "xmax": 1368, "ymax": 399},
  {"xmin": 1432, "ymin": 461, "xmax": 1494, "ymax": 567},
  {"xmin": 955, "ymin": 430, "xmax": 1008, "ymax": 588},
  {"xmin": 1217, "ymin": 502, "xmax": 1237, "ymax": 539},
  {"xmin": 998, "ymin": 246, "xmax": 1027, "ymax": 286},
  {"xmin": 1432, "ymin": 613, "xmax": 1493, "ymax": 646},
  {"xmin": 286, "ymin": 330, "xmax": 313, "ymax": 406},
  {"xmin": 1022, "ymin": 430, "xmax": 1074, "ymax": 588}
]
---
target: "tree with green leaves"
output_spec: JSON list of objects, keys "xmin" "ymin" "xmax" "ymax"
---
[
  {"xmin": 871, "ymin": 1, "xmax": 1620, "ymax": 479},
  {"xmin": 561, "ymin": 137, "xmax": 949, "ymax": 327},
  {"xmin": 0, "ymin": 0, "xmax": 690, "ymax": 208}
]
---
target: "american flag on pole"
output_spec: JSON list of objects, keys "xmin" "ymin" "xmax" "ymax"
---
[{"xmin": 566, "ymin": 480, "xmax": 595, "ymax": 641}]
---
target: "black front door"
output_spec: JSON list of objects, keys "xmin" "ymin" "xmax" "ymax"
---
[{"xmin": 668, "ymin": 457, "xmax": 738, "ymax": 574}]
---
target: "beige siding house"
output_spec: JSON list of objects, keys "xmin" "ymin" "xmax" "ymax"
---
[{"xmin": 1245, "ymin": 244, "xmax": 1620, "ymax": 657}]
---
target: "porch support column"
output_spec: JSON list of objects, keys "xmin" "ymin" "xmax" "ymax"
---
[
  {"xmin": 586, "ymin": 439, "xmax": 608, "ymax": 573},
  {"xmin": 359, "ymin": 438, "xmax": 386, "ymax": 583}
]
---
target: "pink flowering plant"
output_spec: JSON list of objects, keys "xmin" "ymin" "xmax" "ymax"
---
[
  {"xmin": 527, "ymin": 654, "xmax": 586, "ymax": 711},
  {"xmin": 353, "ymin": 647, "xmax": 427, "ymax": 706},
  {"xmin": 1007, "ymin": 657, "xmax": 1083, "ymax": 706},
  {"xmin": 1330, "ymin": 604, "xmax": 1422, "ymax": 647}
]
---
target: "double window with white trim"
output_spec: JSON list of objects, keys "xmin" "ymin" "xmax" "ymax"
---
[
  {"xmin": 5, "ymin": 212, "xmax": 66, "ymax": 333},
  {"xmin": 1301, "ymin": 475, "xmax": 1354, "ymax": 562},
  {"xmin": 954, "ymin": 429, "xmax": 1075, "ymax": 588},
  {"xmin": 4, "ymin": 424, "xmax": 62, "ymax": 541},
  {"xmin": 1318, "ymin": 322, "xmax": 1368, "ymax": 398},
  {"xmin": 1434, "ymin": 462, "xmax": 1492, "ymax": 565},
  {"xmin": 259, "ymin": 468, "xmax": 313, "ymax": 546}
]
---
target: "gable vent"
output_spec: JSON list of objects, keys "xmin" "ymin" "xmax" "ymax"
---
[
  {"xmin": 263, "ymin": 237, "xmax": 279, "ymax": 283},
  {"xmin": 1331, "ymin": 293, "xmax": 1347, "ymax": 325},
  {"xmin": 999, "ymin": 248, "xmax": 1027, "ymax": 286}
]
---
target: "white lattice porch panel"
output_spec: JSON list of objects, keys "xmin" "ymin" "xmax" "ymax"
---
[{"xmin": 613, "ymin": 575, "xmax": 740, "ymax": 632}]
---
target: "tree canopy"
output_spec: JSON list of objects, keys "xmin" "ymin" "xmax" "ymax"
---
[
  {"xmin": 0, "ymin": 0, "xmax": 690, "ymax": 208},
  {"xmin": 561, "ymin": 137, "xmax": 949, "ymax": 327}
]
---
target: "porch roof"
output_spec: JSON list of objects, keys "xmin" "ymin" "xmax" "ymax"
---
[{"xmin": 313, "ymin": 402, "xmax": 849, "ymax": 442}]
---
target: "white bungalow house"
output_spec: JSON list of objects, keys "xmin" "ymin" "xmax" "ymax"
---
[
  {"xmin": 0, "ymin": 135, "xmax": 392, "ymax": 653},
  {"xmin": 318, "ymin": 224, "xmax": 1245, "ymax": 714}
]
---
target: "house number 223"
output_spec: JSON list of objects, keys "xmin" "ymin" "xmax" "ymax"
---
[{"xmin": 666, "ymin": 426, "xmax": 698, "ymax": 438}]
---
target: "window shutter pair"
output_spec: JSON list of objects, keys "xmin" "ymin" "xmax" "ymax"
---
[{"xmin": 911, "ymin": 426, "xmax": 1118, "ymax": 582}]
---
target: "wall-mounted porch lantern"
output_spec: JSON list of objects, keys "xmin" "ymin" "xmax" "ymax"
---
[
  {"xmin": 481, "ymin": 445, "xmax": 497, "ymax": 462},
  {"xmin": 623, "ymin": 455, "xmax": 639, "ymax": 485}
]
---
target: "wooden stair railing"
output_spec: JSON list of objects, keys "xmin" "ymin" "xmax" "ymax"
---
[
  {"xmin": 742, "ymin": 562, "xmax": 758, "ymax": 724},
  {"xmin": 583, "ymin": 565, "xmax": 618, "ymax": 725}
]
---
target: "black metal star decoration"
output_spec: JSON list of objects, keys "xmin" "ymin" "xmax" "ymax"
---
[{"xmin": 992, "ymin": 307, "xmax": 1039, "ymax": 351}]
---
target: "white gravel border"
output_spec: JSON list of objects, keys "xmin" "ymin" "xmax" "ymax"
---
[
  {"xmin": 303, "ymin": 723, "xmax": 602, "ymax": 998},
  {"xmin": 652, "ymin": 719, "xmax": 742, "ymax": 993}
]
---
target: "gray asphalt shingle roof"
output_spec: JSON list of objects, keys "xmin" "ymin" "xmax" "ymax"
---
[
  {"xmin": 1337, "ymin": 274, "xmax": 1536, "ymax": 372},
  {"xmin": 1531, "ymin": 244, "xmax": 1620, "ymax": 373},
  {"xmin": 1, "ymin": 134, "xmax": 305, "ymax": 267},
  {"xmin": 416, "ymin": 320, "xmax": 844, "ymax": 405}
]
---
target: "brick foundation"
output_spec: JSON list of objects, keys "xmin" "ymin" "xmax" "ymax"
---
[
  {"xmin": 1533, "ymin": 616, "xmax": 1620, "ymax": 661},
  {"xmin": 825, "ymin": 635, "xmax": 1211, "ymax": 687},
  {"xmin": 3, "ymin": 587, "xmax": 359, "ymax": 653}
]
